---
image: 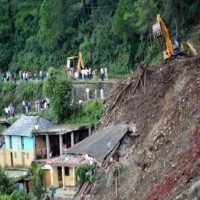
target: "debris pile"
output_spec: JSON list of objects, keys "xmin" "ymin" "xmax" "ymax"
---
[{"xmin": 90, "ymin": 56, "xmax": 200, "ymax": 200}]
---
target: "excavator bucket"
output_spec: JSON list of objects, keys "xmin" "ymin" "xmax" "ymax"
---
[{"xmin": 152, "ymin": 22, "xmax": 162, "ymax": 38}]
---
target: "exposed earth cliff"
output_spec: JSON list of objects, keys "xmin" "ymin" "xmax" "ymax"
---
[{"xmin": 89, "ymin": 56, "xmax": 200, "ymax": 200}]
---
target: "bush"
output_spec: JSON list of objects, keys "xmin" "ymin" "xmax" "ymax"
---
[
  {"xmin": 76, "ymin": 165, "xmax": 96, "ymax": 184},
  {"xmin": 0, "ymin": 168, "xmax": 15, "ymax": 195},
  {"xmin": 69, "ymin": 100, "xmax": 103, "ymax": 125}
]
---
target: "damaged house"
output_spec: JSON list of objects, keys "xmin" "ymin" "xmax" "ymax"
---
[{"xmin": 45, "ymin": 124, "xmax": 132, "ymax": 197}]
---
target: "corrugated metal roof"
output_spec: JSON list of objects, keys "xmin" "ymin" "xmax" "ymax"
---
[
  {"xmin": 3, "ymin": 115, "xmax": 54, "ymax": 137},
  {"xmin": 34, "ymin": 123, "xmax": 92, "ymax": 135},
  {"xmin": 67, "ymin": 124, "xmax": 129, "ymax": 162}
]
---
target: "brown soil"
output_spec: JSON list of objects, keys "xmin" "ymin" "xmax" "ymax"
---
[{"xmin": 89, "ymin": 56, "xmax": 200, "ymax": 200}]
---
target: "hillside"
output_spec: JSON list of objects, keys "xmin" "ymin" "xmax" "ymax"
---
[
  {"xmin": 89, "ymin": 55, "xmax": 200, "ymax": 200},
  {"xmin": 0, "ymin": 0, "xmax": 199, "ymax": 75}
]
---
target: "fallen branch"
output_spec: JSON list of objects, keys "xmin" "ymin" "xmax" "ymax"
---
[
  {"xmin": 105, "ymin": 107, "xmax": 119, "ymax": 127},
  {"xmin": 111, "ymin": 79, "xmax": 132, "ymax": 110}
]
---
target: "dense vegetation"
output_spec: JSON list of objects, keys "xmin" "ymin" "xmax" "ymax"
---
[
  {"xmin": 0, "ymin": 0, "xmax": 199, "ymax": 74},
  {"xmin": 0, "ymin": 168, "xmax": 31, "ymax": 200}
]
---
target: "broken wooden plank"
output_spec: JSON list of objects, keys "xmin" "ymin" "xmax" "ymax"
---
[
  {"xmin": 75, "ymin": 181, "xmax": 90, "ymax": 200},
  {"xmin": 103, "ymin": 142, "xmax": 120, "ymax": 168}
]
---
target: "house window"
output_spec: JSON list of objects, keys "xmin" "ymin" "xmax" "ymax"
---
[
  {"xmin": 27, "ymin": 153, "xmax": 29, "ymax": 160},
  {"xmin": 21, "ymin": 137, "xmax": 24, "ymax": 150},
  {"xmin": 14, "ymin": 152, "xmax": 17, "ymax": 159},
  {"xmin": 65, "ymin": 167, "xmax": 70, "ymax": 176},
  {"xmin": 9, "ymin": 136, "xmax": 12, "ymax": 149}
]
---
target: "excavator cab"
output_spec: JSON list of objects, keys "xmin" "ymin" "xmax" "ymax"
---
[
  {"xmin": 171, "ymin": 36, "xmax": 181, "ymax": 55},
  {"xmin": 67, "ymin": 52, "xmax": 84, "ymax": 70}
]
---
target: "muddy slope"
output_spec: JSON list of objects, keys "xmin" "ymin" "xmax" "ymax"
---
[{"xmin": 90, "ymin": 56, "xmax": 200, "ymax": 200}]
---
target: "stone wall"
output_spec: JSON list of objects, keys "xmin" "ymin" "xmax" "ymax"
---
[{"xmin": 73, "ymin": 81, "xmax": 117, "ymax": 102}]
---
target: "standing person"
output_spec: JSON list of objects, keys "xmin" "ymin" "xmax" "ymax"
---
[
  {"xmin": 28, "ymin": 101, "xmax": 32, "ymax": 113},
  {"xmin": 22, "ymin": 100, "xmax": 26, "ymax": 114},
  {"xmin": 25, "ymin": 72, "xmax": 29, "ymax": 81},
  {"xmin": 3, "ymin": 73, "xmax": 7, "ymax": 82},
  {"xmin": 81, "ymin": 68, "xmax": 85, "ymax": 79},
  {"xmin": 6, "ymin": 71, "xmax": 9, "ymax": 81},
  {"xmin": 22, "ymin": 71, "xmax": 26, "ymax": 80},
  {"xmin": 8, "ymin": 104, "xmax": 11, "ymax": 118},
  {"xmin": 85, "ymin": 68, "xmax": 89, "ymax": 79},
  {"xmin": 34, "ymin": 71, "xmax": 38, "ymax": 81},
  {"xmin": 100, "ymin": 67, "xmax": 105, "ymax": 81},
  {"xmin": 88, "ymin": 67, "xmax": 92, "ymax": 80},
  {"xmin": 105, "ymin": 67, "xmax": 108, "ymax": 80},
  {"xmin": 40, "ymin": 70, "xmax": 43, "ymax": 80},
  {"xmin": 19, "ymin": 70, "xmax": 22, "ymax": 80},
  {"xmin": 25, "ymin": 100, "xmax": 28, "ymax": 114},
  {"xmin": 4, "ymin": 107, "xmax": 9, "ymax": 121},
  {"xmin": 29, "ymin": 71, "xmax": 33, "ymax": 80},
  {"xmin": 10, "ymin": 105, "xmax": 15, "ymax": 118}
]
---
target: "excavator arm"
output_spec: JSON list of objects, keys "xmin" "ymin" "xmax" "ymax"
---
[{"xmin": 153, "ymin": 14, "xmax": 174, "ymax": 60}]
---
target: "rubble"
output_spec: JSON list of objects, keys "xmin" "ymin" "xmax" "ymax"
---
[{"xmin": 89, "ymin": 56, "xmax": 200, "ymax": 200}]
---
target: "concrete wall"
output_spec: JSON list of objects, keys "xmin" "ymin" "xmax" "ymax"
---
[{"xmin": 73, "ymin": 81, "xmax": 116, "ymax": 102}]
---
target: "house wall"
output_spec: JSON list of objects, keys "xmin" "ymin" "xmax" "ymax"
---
[
  {"xmin": 24, "ymin": 137, "xmax": 33, "ymax": 150},
  {"xmin": 4, "ymin": 135, "xmax": 34, "ymax": 168},
  {"xmin": 0, "ymin": 145, "xmax": 5, "ymax": 168},
  {"xmin": 51, "ymin": 166, "xmax": 59, "ymax": 188},
  {"xmin": 64, "ymin": 167, "xmax": 76, "ymax": 187}
]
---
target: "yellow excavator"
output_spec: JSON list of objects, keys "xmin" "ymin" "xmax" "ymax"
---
[
  {"xmin": 152, "ymin": 14, "xmax": 184, "ymax": 60},
  {"xmin": 67, "ymin": 52, "xmax": 84, "ymax": 70}
]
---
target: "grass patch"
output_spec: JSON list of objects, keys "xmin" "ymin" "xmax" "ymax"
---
[{"xmin": 68, "ymin": 99, "xmax": 103, "ymax": 125}]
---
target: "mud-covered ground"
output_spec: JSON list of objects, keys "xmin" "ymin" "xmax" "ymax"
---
[{"xmin": 88, "ymin": 56, "xmax": 200, "ymax": 200}]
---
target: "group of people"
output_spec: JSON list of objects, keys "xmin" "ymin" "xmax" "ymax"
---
[
  {"xmin": 19, "ymin": 70, "xmax": 48, "ymax": 81},
  {"xmin": 22, "ymin": 100, "xmax": 32, "ymax": 114},
  {"xmin": 22, "ymin": 98, "xmax": 50, "ymax": 114},
  {"xmin": 0, "ymin": 70, "xmax": 48, "ymax": 83},
  {"xmin": 0, "ymin": 71, "xmax": 17, "ymax": 82},
  {"xmin": 67, "ymin": 67, "xmax": 108, "ymax": 81},
  {"xmin": 34, "ymin": 98, "xmax": 50, "ymax": 112},
  {"xmin": 4, "ymin": 104, "xmax": 15, "ymax": 120}
]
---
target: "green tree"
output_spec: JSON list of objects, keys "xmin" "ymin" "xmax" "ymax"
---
[
  {"xmin": 28, "ymin": 162, "xmax": 46, "ymax": 200},
  {"xmin": 43, "ymin": 67, "xmax": 73, "ymax": 123},
  {"xmin": 0, "ymin": 168, "xmax": 15, "ymax": 195},
  {"xmin": 37, "ymin": 0, "xmax": 67, "ymax": 52}
]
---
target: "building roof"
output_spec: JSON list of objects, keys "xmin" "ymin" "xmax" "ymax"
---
[
  {"xmin": 6, "ymin": 169, "xmax": 28, "ymax": 179},
  {"xmin": 33, "ymin": 123, "xmax": 92, "ymax": 135},
  {"xmin": 67, "ymin": 124, "xmax": 129, "ymax": 162},
  {"xmin": 3, "ymin": 115, "xmax": 54, "ymax": 137},
  {"xmin": 46, "ymin": 155, "xmax": 88, "ymax": 167}
]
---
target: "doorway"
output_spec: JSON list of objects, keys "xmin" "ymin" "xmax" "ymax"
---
[{"xmin": 10, "ymin": 152, "xmax": 14, "ymax": 167}]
